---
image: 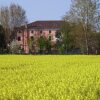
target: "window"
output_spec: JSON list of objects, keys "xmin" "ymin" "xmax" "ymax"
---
[
  {"xmin": 30, "ymin": 36, "xmax": 34, "ymax": 40},
  {"xmin": 18, "ymin": 37, "xmax": 21, "ymax": 41},
  {"xmin": 40, "ymin": 30, "xmax": 42, "ymax": 33},
  {"xmin": 56, "ymin": 31, "xmax": 61, "ymax": 38},
  {"xmin": 49, "ymin": 30, "xmax": 51, "ymax": 33},
  {"xmin": 31, "ymin": 30, "xmax": 34, "ymax": 33},
  {"xmin": 18, "ymin": 30, "xmax": 21, "ymax": 33}
]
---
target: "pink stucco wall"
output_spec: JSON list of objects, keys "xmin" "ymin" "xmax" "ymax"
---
[{"xmin": 17, "ymin": 28, "xmax": 58, "ymax": 53}]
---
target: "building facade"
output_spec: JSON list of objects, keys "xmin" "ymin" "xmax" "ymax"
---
[{"xmin": 15, "ymin": 20, "xmax": 63, "ymax": 53}]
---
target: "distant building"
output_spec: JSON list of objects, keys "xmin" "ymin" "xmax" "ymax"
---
[{"xmin": 15, "ymin": 20, "xmax": 63, "ymax": 53}]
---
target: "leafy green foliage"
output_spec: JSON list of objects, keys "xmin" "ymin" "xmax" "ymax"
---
[
  {"xmin": 38, "ymin": 36, "xmax": 46, "ymax": 50},
  {"xmin": 38, "ymin": 36, "xmax": 51, "ymax": 54},
  {"xmin": 28, "ymin": 36, "xmax": 34, "ymax": 53},
  {"xmin": 61, "ymin": 22, "xmax": 75, "ymax": 53}
]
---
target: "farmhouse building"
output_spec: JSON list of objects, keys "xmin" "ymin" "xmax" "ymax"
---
[{"xmin": 15, "ymin": 20, "xmax": 63, "ymax": 53}]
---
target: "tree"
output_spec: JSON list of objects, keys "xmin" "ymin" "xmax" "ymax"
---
[
  {"xmin": 28, "ymin": 36, "xmax": 34, "ymax": 54},
  {"xmin": 64, "ymin": 0, "xmax": 100, "ymax": 54},
  {"xmin": 0, "ymin": 25, "xmax": 6, "ymax": 53},
  {"xmin": 10, "ymin": 39, "xmax": 20, "ymax": 54},
  {"xmin": 38, "ymin": 36, "xmax": 47, "ymax": 54},
  {"xmin": 37, "ymin": 35, "xmax": 52, "ymax": 54},
  {"xmin": 9, "ymin": 3, "xmax": 27, "ymax": 30},
  {"xmin": 55, "ymin": 31, "xmax": 63, "ymax": 54},
  {"xmin": 0, "ymin": 3, "xmax": 27, "ymax": 47},
  {"xmin": 45, "ymin": 39, "xmax": 51, "ymax": 54},
  {"xmin": 0, "ymin": 7, "xmax": 10, "ymax": 44},
  {"xmin": 61, "ymin": 21, "xmax": 75, "ymax": 54}
]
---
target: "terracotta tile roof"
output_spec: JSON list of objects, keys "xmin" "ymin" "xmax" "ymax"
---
[
  {"xmin": 27, "ymin": 20, "xmax": 63, "ymax": 29},
  {"xmin": 15, "ymin": 20, "xmax": 63, "ymax": 30}
]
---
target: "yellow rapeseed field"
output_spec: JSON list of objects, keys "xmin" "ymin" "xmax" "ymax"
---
[{"xmin": 0, "ymin": 55, "xmax": 100, "ymax": 100}]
